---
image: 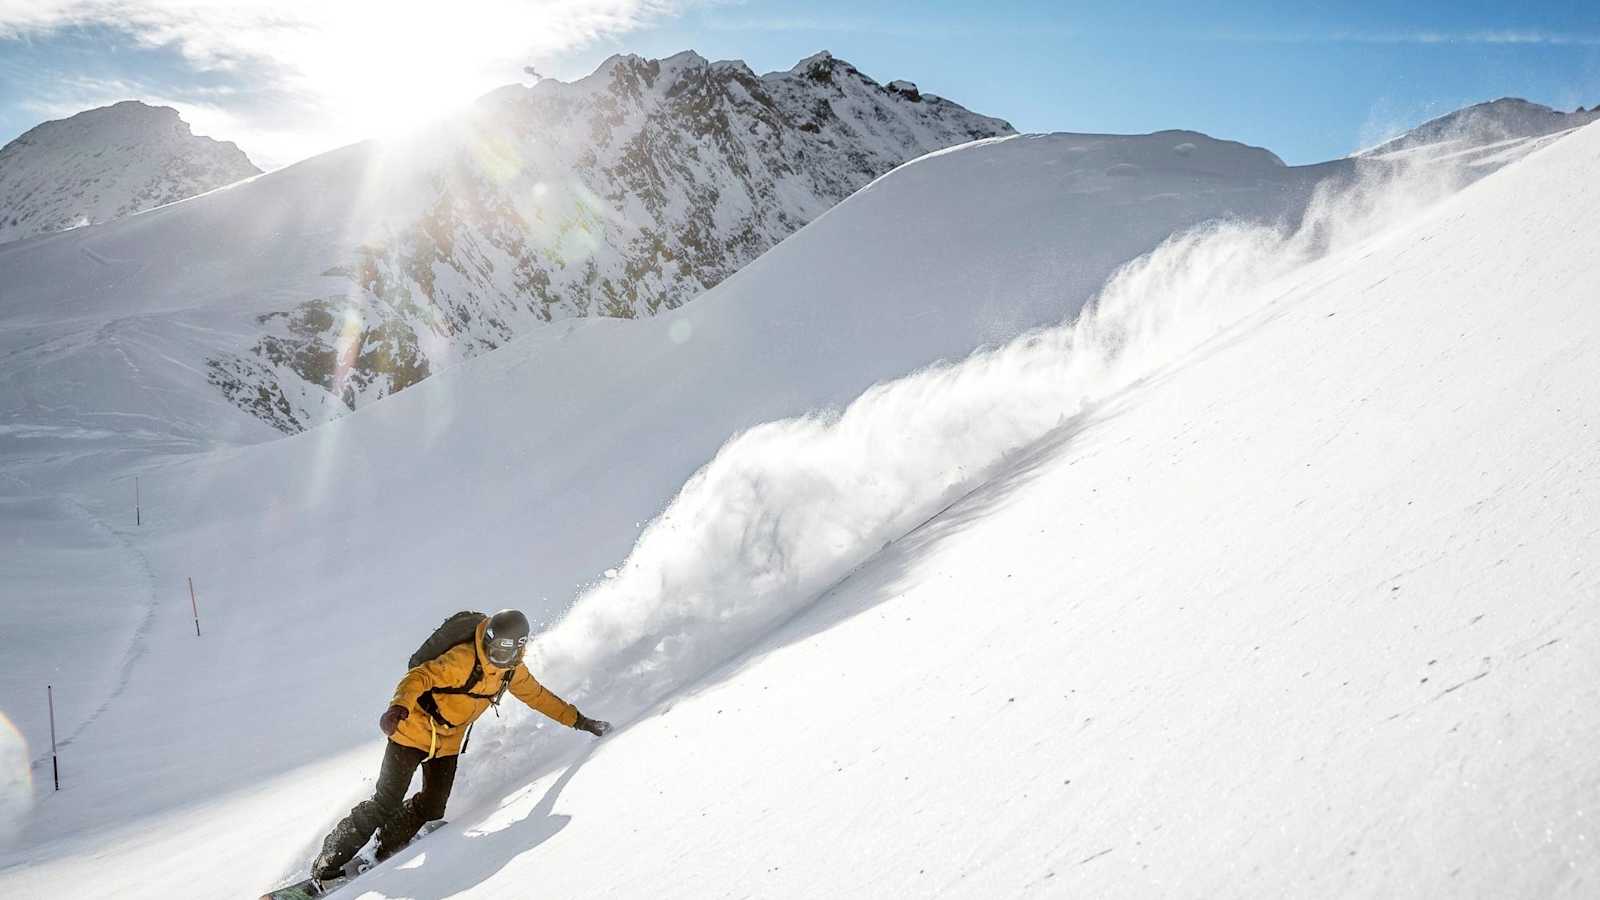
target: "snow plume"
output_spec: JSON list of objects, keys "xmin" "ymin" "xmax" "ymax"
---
[{"xmin": 468, "ymin": 156, "xmax": 1468, "ymax": 792}]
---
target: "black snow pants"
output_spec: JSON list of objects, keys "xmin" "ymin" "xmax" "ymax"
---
[{"xmin": 313, "ymin": 740, "xmax": 458, "ymax": 878}]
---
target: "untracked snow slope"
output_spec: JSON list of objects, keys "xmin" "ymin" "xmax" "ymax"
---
[{"xmin": 3, "ymin": 117, "xmax": 1599, "ymax": 897}]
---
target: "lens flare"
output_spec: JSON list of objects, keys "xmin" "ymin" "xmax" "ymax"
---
[
  {"xmin": 0, "ymin": 711, "xmax": 33, "ymax": 848},
  {"xmin": 332, "ymin": 305, "xmax": 364, "ymax": 394}
]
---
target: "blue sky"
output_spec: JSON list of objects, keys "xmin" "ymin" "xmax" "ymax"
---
[{"xmin": 2, "ymin": 1, "xmax": 1597, "ymax": 168}]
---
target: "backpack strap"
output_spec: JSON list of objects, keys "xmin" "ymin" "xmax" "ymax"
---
[
  {"xmin": 489, "ymin": 668, "xmax": 513, "ymax": 717},
  {"xmin": 460, "ymin": 670, "xmax": 514, "ymax": 755},
  {"xmin": 417, "ymin": 658, "xmax": 506, "ymax": 728}
]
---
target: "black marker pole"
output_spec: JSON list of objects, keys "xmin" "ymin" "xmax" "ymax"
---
[{"xmin": 48, "ymin": 684, "xmax": 59, "ymax": 791}]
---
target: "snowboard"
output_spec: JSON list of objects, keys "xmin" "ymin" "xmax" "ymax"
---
[{"xmin": 259, "ymin": 820, "xmax": 447, "ymax": 899}]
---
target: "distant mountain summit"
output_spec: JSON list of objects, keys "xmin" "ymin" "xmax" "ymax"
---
[
  {"xmin": 1359, "ymin": 97, "xmax": 1600, "ymax": 159},
  {"xmin": 0, "ymin": 100, "xmax": 261, "ymax": 245}
]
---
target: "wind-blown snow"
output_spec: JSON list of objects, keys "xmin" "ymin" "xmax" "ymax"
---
[
  {"xmin": 491, "ymin": 157, "xmax": 1469, "ymax": 765},
  {"xmin": 1360, "ymin": 97, "xmax": 1599, "ymax": 159}
]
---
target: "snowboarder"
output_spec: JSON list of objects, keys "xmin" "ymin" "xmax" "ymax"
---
[{"xmin": 310, "ymin": 609, "xmax": 609, "ymax": 881}]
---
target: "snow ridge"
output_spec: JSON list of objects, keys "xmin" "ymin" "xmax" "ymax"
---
[{"xmin": 0, "ymin": 101, "xmax": 260, "ymax": 245}]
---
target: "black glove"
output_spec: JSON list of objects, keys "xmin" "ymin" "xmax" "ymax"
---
[
  {"xmin": 379, "ymin": 704, "xmax": 409, "ymax": 736},
  {"xmin": 573, "ymin": 712, "xmax": 611, "ymax": 737}
]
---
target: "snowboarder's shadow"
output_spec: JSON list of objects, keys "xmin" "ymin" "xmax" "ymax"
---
[{"xmin": 357, "ymin": 742, "xmax": 598, "ymax": 898}]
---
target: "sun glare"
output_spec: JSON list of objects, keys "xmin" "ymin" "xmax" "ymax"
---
[
  {"xmin": 289, "ymin": 8, "xmax": 501, "ymax": 144},
  {"xmin": 14, "ymin": 0, "xmax": 664, "ymax": 166}
]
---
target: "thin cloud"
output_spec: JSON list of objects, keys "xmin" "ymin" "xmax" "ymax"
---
[
  {"xmin": 0, "ymin": 0, "xmax": 692, "ymax": 166},
  {"xmin": 1201, "ymin": 26, "xmax": 1600, "ymax": 46},
  {"xmin": 700, "ymin": 10, "xmax": 1074, "ymax": 42}
]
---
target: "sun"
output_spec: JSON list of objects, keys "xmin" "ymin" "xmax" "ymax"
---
[{"xmin": 292, "ymin": 8, "xmax": 497, "ymax": 144}]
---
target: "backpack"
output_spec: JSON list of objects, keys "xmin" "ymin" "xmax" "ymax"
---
[
  {"xmin": 409, "ymin": 611, "xmax": 513, "ymax": 727},
  {"xmin": 410, "ymin": 610, "xmax": 486, "ymax": 669}
]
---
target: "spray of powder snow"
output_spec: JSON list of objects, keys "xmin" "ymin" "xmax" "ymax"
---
[{"xmin": 456, "ymin": 158, "xmax": 1469, "ymax": 797}]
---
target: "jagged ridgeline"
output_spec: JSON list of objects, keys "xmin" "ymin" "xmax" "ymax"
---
[{"xmin": 208, "ymin": 51, "xmax": 1014, "ymax": 432}]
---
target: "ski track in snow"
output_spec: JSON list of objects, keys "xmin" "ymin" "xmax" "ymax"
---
[{"xmin": 30, "ymin": 494, "xmax": 161, "ymax": 764}]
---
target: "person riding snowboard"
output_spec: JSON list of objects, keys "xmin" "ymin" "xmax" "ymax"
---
[{"xmin": 312, "ymin": 609, "xmax": 609, "ymax": 881}]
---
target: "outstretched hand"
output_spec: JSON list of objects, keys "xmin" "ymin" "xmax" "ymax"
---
[{"xmin": 574, "ymin": 712, "xmax": 611, "ymax": 737}]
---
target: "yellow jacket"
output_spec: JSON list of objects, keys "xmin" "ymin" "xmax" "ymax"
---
[{"xmin": 389, "ymin": 618, "xmax": 578, "ymax": 758}]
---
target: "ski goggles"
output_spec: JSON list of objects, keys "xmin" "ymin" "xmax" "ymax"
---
[{"xmin": 485, "ymin": 634, "xmax": 530, "ymax": 664}]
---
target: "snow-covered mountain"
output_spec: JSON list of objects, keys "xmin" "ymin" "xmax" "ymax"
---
[
  {"xmin": 0, "ymin": 101, "xmax": 260, "ymax": 245},
  {"xmin": 0, "ymin": 50, "xmax": 1013, "ymax": 441},
  {"xmin": 216, "ymin": 50, "xmax": 1013, "ymax": 431},
  {"xmin": 1, "ymin": 90, "xmax": 1596, "ymax": 898},
  {"xmin": 1359, "ymin": 97, "xmax": 1600, "ymax": 165}
]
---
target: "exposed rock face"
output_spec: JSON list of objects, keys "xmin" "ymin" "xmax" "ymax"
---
[
  {"xmin": 886, "ymin": 80, "xmax": 922, "ymax": 101},
  {"xmin": 209, "ymin": 50, "xmax": 1014, "ymax": 432},
  {"xmin": 0, "ymin": 101, "xmax": 260, "ymax": 244}
]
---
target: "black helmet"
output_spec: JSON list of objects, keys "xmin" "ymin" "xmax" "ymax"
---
[{"xmin": 483, "ymin": 609, "xmax": 531, "ymax": 668}]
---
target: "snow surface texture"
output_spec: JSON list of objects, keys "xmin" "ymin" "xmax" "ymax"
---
[
  {"xmin": 2, "ymin": 112, "xmax": 1598, "ymax": 896},
  {"xmin": 0, "ymin": 51, "xmax": 1012, "ymax": 440},
  {"xmin": 0, "ymin": 101, "xmax": 259, "ymax": 245}
]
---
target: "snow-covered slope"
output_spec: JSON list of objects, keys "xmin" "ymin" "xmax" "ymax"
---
[
  {"xmin": 0, "ymin": 101, "xmax": 259, "ymax": 245},
  {"xmin": 0, "ymin": 50, "xmax": 1013, "ymax": 442},
  {"xmin": 0, "ymin": 128, "xmax": 1347, "ymax": 826},
  {"xmin": 2, "ymin": 102, "xmax": 1597, "ymax": 898}
]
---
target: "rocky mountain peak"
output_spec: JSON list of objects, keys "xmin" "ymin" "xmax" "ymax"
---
[
  {"xmin": 203, "ymin": 49, "xmax": 1014, "ymax": 432},
  {"xmin": 788, "ymin": 50, "xmax": 836, "ymax": 77},
  {"xmin": 0, "ymin": 101, "xmax": 260, "ymax": 244}
]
